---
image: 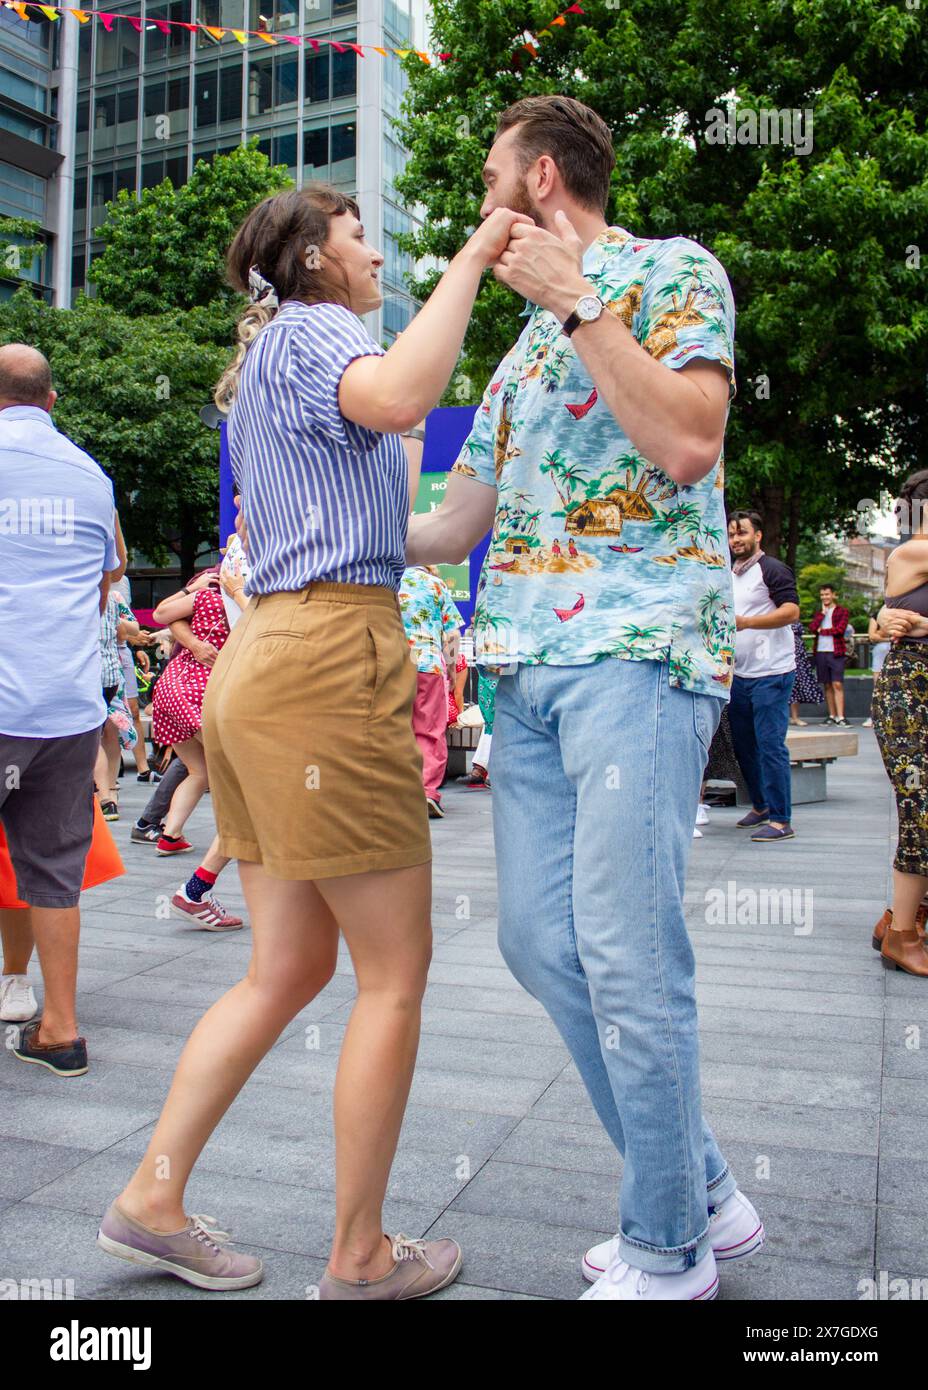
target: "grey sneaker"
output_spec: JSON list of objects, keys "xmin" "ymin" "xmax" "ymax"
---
[
  {"xmin": 97, "ymin": 1201, "xmax": 263, "ymax": 1291},
  {"xmin": 131, "ymin": 822, "xmax": 163, "ymax": 844},
  {"xmin": 319, "ymin": 1233, "xmax": 462, "ymax": 1300}
]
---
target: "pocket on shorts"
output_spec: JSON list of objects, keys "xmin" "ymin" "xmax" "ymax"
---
[{"xmin": 365, "ymin": 611, "xmax": 414, "ymax": 723}]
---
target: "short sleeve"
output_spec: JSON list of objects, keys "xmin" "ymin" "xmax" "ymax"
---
[
  {"xmin": 635, "ymin": 239, "xmax": 736, "ymax": 399},
  {"xmin": 450, "ymin": 350, "xmax": 517, "ymax": 489},
  {"xmin": 103, "ymin": 503, "xmax": 118, "ymax": 572},
  {"xmin": 760, "ymin": 556, "xmax": 799, "ymax": 608},
  {"xmin": 115, "ymin": 595, "xmax": 134, "ymax": 623},
  {"xmin": 289, "ymin": 302, "xmax": 386, "ymax": 454}
]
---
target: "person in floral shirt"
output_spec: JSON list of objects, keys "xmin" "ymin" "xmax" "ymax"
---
[
  {"xmin": 407, "ymin": 96, "xmax": 762, "ymax": 1300},
  {"xmin": 398, "ymin": 566, "xmax": 463, "ymax": 818}
]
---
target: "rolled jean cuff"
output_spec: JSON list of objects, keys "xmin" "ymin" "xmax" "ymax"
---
[
  {"xmin": 707, "ymin": 1163, "xmax": 737, "ymax": 1209},
  {"xmin": 618, "ymin": 1215, "xmax": 713, "ymax": 1275}
]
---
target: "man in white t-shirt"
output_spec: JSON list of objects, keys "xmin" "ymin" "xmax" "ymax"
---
[
  {"xmin": 809, "ymin": 584, "xmax": 851, "ymax": 725},
  {"xmin": 728, "ymin": 511, "xmax": 801, "ymax": 842}
]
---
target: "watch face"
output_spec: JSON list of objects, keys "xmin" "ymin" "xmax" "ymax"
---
[{"xmin": 576, "ymin": 295, "xmax": 602, "ymax": 321}]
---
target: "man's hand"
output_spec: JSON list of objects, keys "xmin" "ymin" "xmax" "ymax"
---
[
  {"xmin": 192, "ymin": 639, "xmax": 219, "ymax": 667},
  {"xmin": 879, "ymin": 607, "xmax": 928, "ymax": 640},
  {"xmin": 493, "ymin": 210, "xmax": 591, "ymax": 320},
  {"xmin": 735, "ymin": 615, "xmax": 751, "ymax": 632}
]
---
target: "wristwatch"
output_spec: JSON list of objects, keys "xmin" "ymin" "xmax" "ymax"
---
[{"xmin": 561, "ymin": 292, "xmax": 604, "ymax": 337}]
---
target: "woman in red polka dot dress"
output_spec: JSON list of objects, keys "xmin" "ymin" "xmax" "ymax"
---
[{"xmin": 151, "ymin": 570, "xmax": 230, "ymax": 853}]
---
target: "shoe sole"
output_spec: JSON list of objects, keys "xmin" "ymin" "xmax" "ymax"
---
[
  {"xmin": 0, "ymin": 1008, "xmax": 38, "ymax": 1023},
  {"xmin": 96, "ymin": 1231, "xmax": 263, "ymax": 1291},
  {"xmin": 170, "ymin": 904, "xmax": 244, "ymax": 931},
  {"xmin": 581, "ymin": 1226, "xmax": 765, "ymax": 1283},
  {"xmin": 12, "ymin": 1049, "xmax": 87, "ymax": 1077},
  {"xmin": 737, "ymin": 821, "xmax": 769, "ymax": 829},
  {"xmin": 130, "ymin": 835, "xmax": 162, "ymax": 846},
  {"xmin": 751, "ymin": 833, "xmax": 795, "ymax": 842},
  {"xmin": 156, "ymin": 846, "xmax": 195, "ymax": 856}
]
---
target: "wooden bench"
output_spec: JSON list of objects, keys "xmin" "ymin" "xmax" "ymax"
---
[{"xmin": 708, "ymin": 728, "xmax": 859, "ymax": 807}]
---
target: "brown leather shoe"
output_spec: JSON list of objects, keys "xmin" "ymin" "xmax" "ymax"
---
[
  {"xmin": 881, "ymin": 927, "xmax": 928, "ymax": 976},
  {"xmin": 871, "ymin": 906, "xmax": 928, "ymax": 952},
  {"xmin": 319, "ymin": 1234, "xmax": 462, "ymax": 1300}
]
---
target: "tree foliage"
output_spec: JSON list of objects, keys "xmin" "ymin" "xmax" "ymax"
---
[{"xmin": 393, "ymin": 0, "xmax": 928, "ymax": 566}]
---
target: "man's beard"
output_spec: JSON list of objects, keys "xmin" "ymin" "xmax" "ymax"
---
[{"xmin": 508, "ymin": 176, "xmax": 543, "ymax": 224}]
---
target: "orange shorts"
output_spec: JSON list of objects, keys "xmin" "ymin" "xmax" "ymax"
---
[{"xmin": 201, "ymin": 582, "xmax": 432, "ymax": 880}]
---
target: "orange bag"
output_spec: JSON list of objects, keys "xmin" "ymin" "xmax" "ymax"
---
[{"xmin": 0, "ymin": 799, "xmax": 125, "ymax": 909}]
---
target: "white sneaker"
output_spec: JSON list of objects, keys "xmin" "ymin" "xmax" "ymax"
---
[
  {"xmin": 696, "ymin": 803, "xmax": 710, "ymax": 825},
  {"xmin": 582, "ymin": 1189, "xmax": 764, "ymax": 1282},
  {"xmin": 0, "ymin": 974, "xmax": 38, "ymax": 1022},
  {"xmin": 693, "ymin": 826, "xmax": 703, "ymax": 838},
  {"xmin": 580, "ymin": 1248, "xmax": 718, "ymax": 1300}
]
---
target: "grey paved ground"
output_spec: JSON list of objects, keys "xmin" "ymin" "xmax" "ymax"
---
[{"xmin": 1, "ymin": 725, "xmax": 924, "ymax": 1301}]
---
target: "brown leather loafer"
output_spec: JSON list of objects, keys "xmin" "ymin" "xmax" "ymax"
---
[
  {"xmin": 872, "ymin": 906, "xmax": 928, "ymax": 952},
  {"xmin": 881, "ymin": 927, "xmax": 928, "ymax": 976}
]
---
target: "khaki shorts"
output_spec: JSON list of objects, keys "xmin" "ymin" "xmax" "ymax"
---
[{"xmin": 201, "ymin": 582, "xmax": 432, "ymax": 879}]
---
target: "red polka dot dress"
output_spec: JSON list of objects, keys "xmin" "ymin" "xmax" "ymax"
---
[{"xmin": 152, "ymin": 588, "xmax": 230, "ymax": 746}]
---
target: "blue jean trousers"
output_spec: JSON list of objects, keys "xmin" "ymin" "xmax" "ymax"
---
[
  {"xmin": 491, "ymin": 657, "xmax": 736, "ymax": 1273},
  {"xmin": 728, "ymin": 671, "xmax": 794, "ymax": 823}
]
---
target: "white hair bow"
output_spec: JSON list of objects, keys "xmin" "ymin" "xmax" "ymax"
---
[{"xmin": 247, "ymin": 264, "xmax": 279, "ymax": 309}]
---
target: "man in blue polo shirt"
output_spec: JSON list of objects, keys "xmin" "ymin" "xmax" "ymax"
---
[{"xmin": 0, "ymin": 343, "xmax": 120, "ymax": 1076}]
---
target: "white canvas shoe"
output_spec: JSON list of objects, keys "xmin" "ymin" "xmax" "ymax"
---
[
  {"xmin": 580, "ymin": 1248, "xmax": 718, "ymax": 1300},
  {"xmin": 582, "ymin": 1189, "xmax": 764, "ymax": 1282},
  {"xmin": 0, "ymin": 974, "xmax": 37, "ymax": 1022},
  {"xmin": 696, "ymin": 803, "xmax": 710, "ymax": 825}
]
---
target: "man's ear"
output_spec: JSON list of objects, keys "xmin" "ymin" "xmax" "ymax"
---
[{"xmin": 47, "ymin": 389, "xmax": 57, "ymax": 411}]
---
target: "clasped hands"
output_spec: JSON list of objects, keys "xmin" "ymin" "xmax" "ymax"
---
[
  {"xmin": 476, "ymin": 207, "xmax": 593, "ymax": 321},
  {"xmin": 878, "ymin": 606, "xmax": 928, "ymax": 641}
]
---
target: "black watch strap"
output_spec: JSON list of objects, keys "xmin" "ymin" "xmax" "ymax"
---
[{"xmin": 561, "ymin": 310, "xmax": 581, "ymax": 338}]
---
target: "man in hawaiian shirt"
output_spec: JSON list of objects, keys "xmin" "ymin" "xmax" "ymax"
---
[
  {"xmin": 407, "ymin": 95, "xmax": 764, "ymax": 1301},
  {"xmin": 398, "ymin": 565, "xmax": 463, "ymax": 818}
]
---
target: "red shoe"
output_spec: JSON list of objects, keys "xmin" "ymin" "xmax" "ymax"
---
[
  {"xmin": 157, "ymin": 836, "xmax": 194, "ymax": 856},
  {"xmin": 171, "ymin": 890, "xmax": 244, "ymax": 931}
]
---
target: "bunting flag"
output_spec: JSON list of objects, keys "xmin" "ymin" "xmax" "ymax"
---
[{"xmin": 3, "ymin": 1, "xmax": 586, "ymax": 64}]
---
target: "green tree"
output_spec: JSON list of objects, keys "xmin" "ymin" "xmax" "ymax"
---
[
  {"xmin": 393, "ymin": 0, "xmax": 928, "ymax": 566},
  {"xmin": 0, "ymin": 216, "xmax": 43, "ymax": 286}
]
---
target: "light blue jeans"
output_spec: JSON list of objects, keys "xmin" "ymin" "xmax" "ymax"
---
[{"xmin": 492, "ymin": 657, "xmax": 737, "ymax": 1273}]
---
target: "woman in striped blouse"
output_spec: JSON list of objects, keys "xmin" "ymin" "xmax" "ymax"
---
[{"xmin": 99, "ymin": 185, "xmax": 528, "ymax": 1300}]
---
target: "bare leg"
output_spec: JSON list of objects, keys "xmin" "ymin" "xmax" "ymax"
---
[
  {"xmin": 0, "ymin": 907, "xmax": 33, "ymax": 975},
  {"xmin": 890, "ymin": 869, "xmax": 928, "ymax": 933},
  {"xmin": 29, "ymin": 905, "xmax": 80, "ymax": 1044},
  {"xmin": 163, "ymin": 736, "xmax": 208, "ymax": 839},
  {"xmin": 823, "ymin": 684, "xmax": 836, "ymax": 717},
  {"xmin": 320, "ymin": 861, "xmax": 432, "ymax": 1281},
  {"xmin": 833, "ymin": 681, "xmax": 845, "ymax": 719},
  {"xmin": 195, "ymin": 835, "xmax": 231, "ymax": 879},
  {"xmin": 117, "ymin": 865, "xmax": 339, "ymax": 1230},
  {"xmin": 128, "ymin": 697, "xmax": 150, "ymax": 774}
]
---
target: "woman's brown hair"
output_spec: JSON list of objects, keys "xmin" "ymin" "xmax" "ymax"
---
[{"xmin": 214, "ymin": 183, "xmax": 361, "ymax": 410}]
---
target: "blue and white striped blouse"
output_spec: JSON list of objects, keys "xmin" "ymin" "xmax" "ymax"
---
[{"xmin": 228, "ymin": 300, "xmax": 408, "ymax": 595}]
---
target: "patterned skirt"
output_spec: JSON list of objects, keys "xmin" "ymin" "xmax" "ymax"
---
[
  {"xmin": 791, "ymin": 626, "xmax": 823, "ymax": 705},
  {"xmin": 872, "ymin": 643, "xmax": 928, "ymax": 876}
]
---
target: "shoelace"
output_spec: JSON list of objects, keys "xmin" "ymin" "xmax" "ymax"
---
[
  {"xmin": 590, "ymin": 1260, "xmax": 649, "ymax": 1298},
  {"xmin": 186, "ymin": 1214, "xmax": 232, "ymax": 1252},
  {"xmin": 201, "ymin": 897, "xmax": 230, "ymax": 921},
  {"xmin": 391, "ymin": 1234, "xmax": 434, "ymax": 1269}
]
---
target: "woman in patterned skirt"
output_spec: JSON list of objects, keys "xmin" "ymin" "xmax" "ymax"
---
[
  {"xmin": 872, "ymin": 469, "xmax": 928, "ymax": 976},
  {"xmin": 789, "ymin": 621, "xmax": 823, "ymax": 726}
]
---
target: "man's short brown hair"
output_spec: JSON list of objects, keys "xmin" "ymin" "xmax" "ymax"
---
[
  {"xmin": 0, "ymin": 344, "xmax": 53, "ymax": 406},
  {"xmin": 494, "ymin": 96, "xmax": 615, "ymax": 214}
]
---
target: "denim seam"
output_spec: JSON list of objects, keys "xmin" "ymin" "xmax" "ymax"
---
[{"xmin": 645, "ymin": 665, "xmax": 694, "ymax": 1257}]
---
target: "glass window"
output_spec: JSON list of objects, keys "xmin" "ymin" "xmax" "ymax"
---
[
  {"xmin": 274, "ymin": 53, "xmax": 298, "ymax": 109},
  {"xmin": 78, "ymin": 21, "xmax": 92, "ymax": 80},
  {"xmin": 72, "ymin": 174, "xmax": 87, "ymax": 237},
  {"xmin": 248, "ymin": 0, "xmax": 298, "ymax": 31},
  {"xmin": 141, "ymin": 153, "xmax": 165, "ymax": 189},
  {"xmin": 331, "ymin": 47, "xmax": 355, "ymax": 99},
  {"xmin": 143, "ymin": 74, "xmax": 189, "ymax": 142},
  {"xmin": 93, "ymin": 91, "xmax": 117, "ymax": 154},
  {"xmin": 165, "ymin": 151, "xmax": 188, "ymax": 186},
  {"xmin": 115, "ymin": 160, "xmax": 136, "ymax": 197},
  {"xmin": 219, "ymin": 63, "xmax": 242, "ymax": 123},
  {"xmin": 331, "ymin": 119, "xmax": 355, "ymax": 184},
  {"xmin": 71, "ymin": 247, "xmax": 86, "ymax": 296},
  {"xmin": 95, "ymin": 5, "xmax": 141, "ymax": 77},
  {"xmin": 275, "ymin": 127, "xmax": 296, "ymax": 170},
  {"xmin": 247, "ymin": 55, "xmax": 273, "ymax": 116},
  {"xmin": 145, "ymin": 2, "xmax": 190, "ymax": 63},
  {"xmin": 91, "ymin": 167, "xmax": 115, "ymax": 229},
  {"xmin": 302, "ymin": 124, "xmax": 328, "ymax": 178},
  {"xmin": 117, "ymin": 84, "xmax": 138, "ymax": 146},
  {"xmin": 305, "ymin": 49, "xmax": 328, "ymax": 103},
  {"xmin": 195, "ymin": 66, "xmax": 218, "ymax": 129}
]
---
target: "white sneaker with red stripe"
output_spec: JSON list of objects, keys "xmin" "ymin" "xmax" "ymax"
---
[
  {"xmin": 580, "ymin": 1249, "xmax": 718, "ymax": 1301},
  {"xmin": 582, "ymin": 1189, "xmax": 764, "ymax": 1283},
  {"xmin": 170, "ymin": 889, "xmax": 244, "ymax": 931}
]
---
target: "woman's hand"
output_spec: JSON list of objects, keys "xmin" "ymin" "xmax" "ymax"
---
[
  {"xmin": 879, "ymin": 606, "xmax": 928, "ymax": 639},
  {"xmin": 463, "ymin": 207, "xmax": 536, "ymax": 270},
  {"xmin": 186, "ymin": 570, "xmax": 219, "ymax": 593},
  {"xmin": 191, "ymin": 639, "xmax": 220, "ymax": 667}
]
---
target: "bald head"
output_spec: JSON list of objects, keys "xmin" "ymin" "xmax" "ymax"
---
[{"xmin": 0, "ymin": 344, "xmax": 55, "ymax": 411}]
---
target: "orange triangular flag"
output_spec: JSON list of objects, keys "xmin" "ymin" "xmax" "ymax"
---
[
  {"xmin": 255, "ymin": 31, "xmax": 277, "ymax": 44},
  {"xmin": 69, "ymin": 7, "xmax": 90, "ymax": 17},
  {"xmin": 11, "ymin": 3, "xmax": 29, "ymax": 19},
  {"xmin": 393, "ymin": 48, "xmax": 410, "ymax": 57},
  {"xmin": 550, "ymin": 15, "xmax": 566, "ymax": 25},
  {"xmin": 372, "ymin": 47, "xmax": 387, "ymax": 56},
  {"xmin": 204, "ymin": 25, "xmax": 224, "ymax": 39}
]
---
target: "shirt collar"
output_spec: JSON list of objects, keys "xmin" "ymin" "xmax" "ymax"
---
[
  {"xmin": 0, "ymin": 405, "xmax": 56, "ymax": 429},
  {"xmin": 518, "ymin": 226, "xmax": 634, "ymax": 317}
]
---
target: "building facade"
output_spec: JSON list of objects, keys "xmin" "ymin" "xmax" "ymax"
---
[{"xmin": 2, "ymin": 0, "xmax": 427, "ymax": 343}]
